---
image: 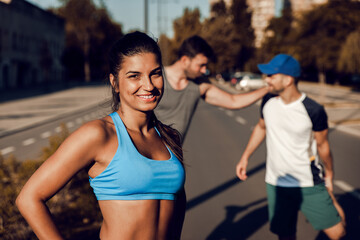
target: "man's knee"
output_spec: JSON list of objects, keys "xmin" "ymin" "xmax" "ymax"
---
[{"xmin": 323, "ymin": 222, "xmax": 346, "ymax": 240}]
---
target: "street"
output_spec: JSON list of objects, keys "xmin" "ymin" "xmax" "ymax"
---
[
  {"xmin": 181, "ymin": 100, "xmax": 360, "ymax": 240},
  {"xmin": 0, "ymin": 83, "xmax": 359, "ymax": 239}
]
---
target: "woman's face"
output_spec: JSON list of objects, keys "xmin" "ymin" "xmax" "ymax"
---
[{"xmin": 112, "ymin": 52, "xmax": 163, "ymax": 113}]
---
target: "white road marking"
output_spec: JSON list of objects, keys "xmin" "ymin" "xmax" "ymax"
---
[
  {"xmin": 235, "ymin": 116, "xmax": 247, "ymax": 125},
  {"xmin": 225, "ymin": 110, "xmax": 234, "ymax": 117},
  {"xmin": 66, "ymin": 121, "xmax": 75, "ymax": 128},
  {"xmin": 334, "ymin": 180, "xmax": 360, "ymax": 200},
  {"xmin": 1, "ymin": 146, "xmax": 15, "ymax": 155},
  {"xmin": 23, "ymin": 138, "xmax": 36, "ymax": 146},
  {"xmin": 55, "ymin": 126, "xmax": 62, "ymax": 133},
  {"xmin": 76, "ymin": 118, "xmax": 83, "ymax": 124},
  {"xmin": 41, "ymin": 131, "xmax": 51, "ymax": 139}
]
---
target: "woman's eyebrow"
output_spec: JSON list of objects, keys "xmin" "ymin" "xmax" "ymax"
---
[
  {"xmin": 150, "ymin": 66, "xmax": 162, "ymax": 74},
  {"xmin": 125, "ymin": 71, "xmax": 140, "ymax": 75}
]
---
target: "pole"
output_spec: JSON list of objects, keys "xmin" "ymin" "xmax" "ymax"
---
[{"xmin": 144, "ymin": 0, "xmax": 148, "ymax": 34}]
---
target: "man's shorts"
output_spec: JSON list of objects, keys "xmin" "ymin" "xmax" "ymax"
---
[{"xmin": 266, "ymin": 183, "xmax": 341, "ymax": 236}]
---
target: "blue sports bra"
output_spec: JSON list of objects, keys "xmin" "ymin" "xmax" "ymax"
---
[{"xmin": 89, "ymin": 112, "xmax": 185, "ymax": 201}]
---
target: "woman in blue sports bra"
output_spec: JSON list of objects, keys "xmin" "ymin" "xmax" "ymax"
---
[{"xmin": 16, "ymin": 31, "xmax": 186, "ymax": 240}]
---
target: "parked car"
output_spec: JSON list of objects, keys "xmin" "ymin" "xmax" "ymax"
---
[{"xmin": 230, "ymin": 72, "xmax": 266, "ymax": 91}]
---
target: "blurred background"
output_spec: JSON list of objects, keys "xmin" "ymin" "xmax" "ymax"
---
[
  {"xmin": 1, "ymin": 0, "xmax": 360, "ymax": 92},
  {"xmin": 1, "ymin": 0, "xmax": 360, "ymax": 239}
]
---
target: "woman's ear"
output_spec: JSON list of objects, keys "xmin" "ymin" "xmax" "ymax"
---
[{"xmin": 110, "ymin": 74, "xmax": 119, "ymax": 92}]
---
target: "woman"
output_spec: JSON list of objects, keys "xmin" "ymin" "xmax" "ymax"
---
[{"xmin": 16, "ymin": 31, "xmax": 186, "ymax": 240}]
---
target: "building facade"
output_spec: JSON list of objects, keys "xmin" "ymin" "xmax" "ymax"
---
[{"xmin": 0, "ymin": 0, "xmax": 65, "ymax": 90}]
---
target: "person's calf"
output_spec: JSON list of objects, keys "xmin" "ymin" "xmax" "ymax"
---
[{"xmin": 323, "ymin": 222, "xmax": 346, "ymax": 240}]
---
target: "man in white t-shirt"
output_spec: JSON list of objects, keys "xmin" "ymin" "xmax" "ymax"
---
[{"xmin": 236, "ymin": 54, "xmax": 346, "ymax": 240}]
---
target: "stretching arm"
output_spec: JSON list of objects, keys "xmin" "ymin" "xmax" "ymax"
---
[{"xmin": 236, "ymin": 118, "xmax": 266, "ymax": 180}]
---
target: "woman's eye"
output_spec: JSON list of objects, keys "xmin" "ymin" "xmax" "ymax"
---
[
  {"xmin": 129, "ymin": 74, "xmax": 139, "ymax": 79},
  {"xmin": 153, "ymin": 71, "xmax": 162, "ymax": 77}
]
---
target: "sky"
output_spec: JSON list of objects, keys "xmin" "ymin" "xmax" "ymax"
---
[{"xmin": 27, "ymin": 0, "xmax": 211, "ymax": 38}]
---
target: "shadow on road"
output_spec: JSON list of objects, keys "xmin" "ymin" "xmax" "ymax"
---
[
  {"xmin": 186, "ymin": 162, "xmax": 266, "ymax": 211},
  {"xmin": 206, "ymin": 199, "xmax": 268, "ymax": 240}
]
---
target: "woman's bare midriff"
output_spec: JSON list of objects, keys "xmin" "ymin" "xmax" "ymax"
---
[{"xmin": 98, "ymin": 199, "xmax": 175, "ymax": 240}]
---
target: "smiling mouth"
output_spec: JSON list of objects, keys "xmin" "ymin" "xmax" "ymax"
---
[
  {"xmin": 138, "ymin": 94, "xmax": 157, "ymax": 101},
  {"xmin": 139, "ymin": 95, "xmax": 154, "ymax": 99}
]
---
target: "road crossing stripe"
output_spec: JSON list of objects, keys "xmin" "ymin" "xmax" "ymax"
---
[
  {"xmin": 41, "ymin": 131, "xmax": 51, "ymax": 139},
  {"xmin": 23, "ymin": 138, "xmax": 35, "ymax": 146},
  {"xmin": 334, "ymin": 180, "xmax": 360, "ymax": 200},
  {"xmin": 55, "ymin": 126, "xmax": 62, "ymax": 133},
  {"xmin": 66, "ymin": 121, "xmax": 75, "ymax": 128},
  {"xmin": 235, "ymin": 116, "xmax": 247, "ymax": 125},
  {"xmin": 225, "ymin": 110, "xmax": 234, "ymax": 117},
  {"xmin": 1, "ymin": 146, "xmax": 15, "ymax": 155}
]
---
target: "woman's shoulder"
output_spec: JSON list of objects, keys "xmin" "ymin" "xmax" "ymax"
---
[{"xmin": 72, "ymin": 115, "xmax": 115, "ymax": 144}]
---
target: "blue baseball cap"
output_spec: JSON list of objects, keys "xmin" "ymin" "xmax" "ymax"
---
[{"xmin": 257, "ymin": 54, "xmax": 301, "ymax": 77}]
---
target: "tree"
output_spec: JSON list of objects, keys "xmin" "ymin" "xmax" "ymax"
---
[
  {"xmin": 293, "ymin": 0, "xmax": 360, "ymax": 83},
  {"xmin": 158, "ymin": 33, "xmax": 175, "ymax": 66},
  {"xmin": 55, "ymin": 0, "xmax": 123, "ymax": 82},
  {"xmin": 172, "ymin": 8, "xmax": 203, "ymax": 57},
  {"xmin": 230, "ymin": 0, "xmax": 255, "ymax": 71},
  {"xmin": 201, "ymin": 15, "xmax": 239, "ymax": 73},
  {"xmin": 337, "ymin": 29, "xmax": 360, "ymax": 75},
  {"xmin": 261, "ymin": 2, "xmax": 295, "ymax": 61}
]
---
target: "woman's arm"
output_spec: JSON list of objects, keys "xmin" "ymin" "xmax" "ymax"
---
[{"xmin": 16, "ymin": 120, "xmax": 107, "ymax": 239}]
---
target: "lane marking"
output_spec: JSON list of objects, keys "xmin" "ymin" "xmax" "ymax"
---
[
  {"xmin": 235, "ymin": 116, "xmax": 247, "ymax": 125},
  {"xmin": 41, "ymin": 131, "xmax": 51, "ymax": 139},
  {"xmin": 334, "ymin": 180, "xmax": 360, "ymax": 200},
  {"xmin": 23, "ymin": 138, "xmax": 36, "ymax": 146},
  {"xmin": 76, "ymin": 118, "xmax": 83, "ymax": 124},
  {"xmin": 55, "ymin": 126, "xmax": 62, "ymax": 133},
  {"xmin": 225, "ymin": 110, "xmax": 234, "ymax": 117},
  {"xmin": 1, "ymin": 146, "xmax": 15, "ymax": 155},
  {"xmin": 66, "ymin": 121, "xmax": 75, "ymax": 128}
]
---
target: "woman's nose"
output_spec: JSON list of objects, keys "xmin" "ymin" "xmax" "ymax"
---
[{"xmin": 142, "ymin": 76, "xmax": 154, "ymax": 90}]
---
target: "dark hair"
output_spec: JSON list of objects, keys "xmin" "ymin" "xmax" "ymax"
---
[
  {"xmin": 178, "ymin": 35, "xmax": 215, "ymax": 61},
  {"xmin": 108, "ymin": 31, "xmax": 183, "ymax": 162}
]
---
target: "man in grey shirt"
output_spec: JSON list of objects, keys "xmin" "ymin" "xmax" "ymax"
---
[{"xmin": 155, "ymin": 35, "xmax": 269, "ymax": 142}]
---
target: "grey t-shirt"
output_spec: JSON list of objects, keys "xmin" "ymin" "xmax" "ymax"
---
[{"xmin": 155, "ymin": 74, "xmax": 201, "ymax": 141}]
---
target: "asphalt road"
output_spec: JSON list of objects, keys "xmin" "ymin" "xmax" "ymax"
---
[
  {"xmin": 1, "ymin": 83, "xmax": 359, "ymax": 239},
  {"xmin": 181, "ymin": 100, "xmax": 360, "ymax": 240}
]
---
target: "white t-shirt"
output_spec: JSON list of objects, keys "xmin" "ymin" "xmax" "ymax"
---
[{"xmin": 261, "ymin": 93, "xmax": 328, "ymax": 187}]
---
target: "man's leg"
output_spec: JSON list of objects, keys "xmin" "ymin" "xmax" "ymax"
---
[
  {"xmin": 266, "ymin": 184, "xmax": 300, "ymax": 239},
  {"xmin": 322, "ymin": 190, "xmax": 346, "ymax": 239},
  {"xmin": 300, "ymin": 184, "xmax": 345, "ymax": 240}
]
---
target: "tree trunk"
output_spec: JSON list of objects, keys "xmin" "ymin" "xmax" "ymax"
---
[
  {"xmin": 318, "ymin": 70, "xmax": 326, "ymax": 103},
  {"xmin": 83, "ymin": 32, "xmax": 91, "ymax": 82}
]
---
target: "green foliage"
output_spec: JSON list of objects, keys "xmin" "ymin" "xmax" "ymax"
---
[
  {"xmin": 261, "ymin": 6, "xmax": 295, "ymax": 59},
  {"xmin": 202, "ymin": 15, "xmax": 241, "ymax": 73},
  {"xmin": 293, "ymin": 0, "xmax": 360, "ymax": 79},
  {"xmin": 337, "ymin": 29, "xmax": 360, "ymax": 74},
  {"xmin": 0, "ymin": 124, "xmax": 101, "ymax": 239},
  {"xmin": 173, "ymin": 8, "xmax": 203, "ymax": 52},
  {"xmin": 158, "ymin": 33, "xmax": 175, "ymax": 65},
  {"xmin": 164, "ymin": 0, "xmax": 254, "ymax": 74},
  {"xmin": 55, "ymin": 0, "xmax": 123, "ymax": 81}
]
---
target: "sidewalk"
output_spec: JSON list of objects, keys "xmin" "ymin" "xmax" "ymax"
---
[
  {"xmin": 0, "ymin": 84, "xmax": 111, "ymax": 138},
  {"xmin": 0, "ymin": 81, "xmax": 360, "ymax": 138}
]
